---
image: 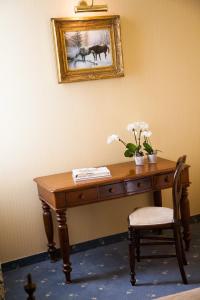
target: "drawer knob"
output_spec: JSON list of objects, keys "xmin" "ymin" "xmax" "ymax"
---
[
  {"xmin": 137, "ymin": 182, "xmax": 141, "ymax": 188},
  {"xmin": 79, "ymin": 193, "xmax": 85, "ymax": 200},
  {"xmin": 109, "ymin": 188, "xmax": 113, "ymax": 193},
  {"xmin": 164, "ymin": 176, "xmax": 169, "ymax": 183}
]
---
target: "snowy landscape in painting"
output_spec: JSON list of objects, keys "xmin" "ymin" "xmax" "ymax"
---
[{"xmin": 65, "ymin": 29, "xmax": 113, "ymax": 70}]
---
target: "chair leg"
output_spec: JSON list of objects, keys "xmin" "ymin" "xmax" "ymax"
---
[
  {"xmin": 136, "ymin": 230, "xmax": 140, "ymax": 262},
  {"xmin": 179, "ymin": 227, "xmax": 187, "ymax": 265},
  {"xmin": 173, "ymin": 225, "xmax": 188, "ymax": 284},
  {"xmin": 128, "ymin": 226, "xmax": 136, "ymax": 286}
]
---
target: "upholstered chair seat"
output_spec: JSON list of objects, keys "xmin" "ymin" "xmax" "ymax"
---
[{"xmin": 129, "ymin": 207, "xmax": 174, "ymax": 226}]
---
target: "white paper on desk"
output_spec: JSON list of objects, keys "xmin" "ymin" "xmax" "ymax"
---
[
  {"xmin": 72, "ymin": 167, "xmax": 111, "ymax": 181},
  {"xmin": 73, "ymin": 173, "xmax": 111, "ymax": 182}
]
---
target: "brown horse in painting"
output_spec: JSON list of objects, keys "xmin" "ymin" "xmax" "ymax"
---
[
  {"xmin": 75, "ymin": 47, "xmax": 90, "ymax": 61},
  {"xmin": 89, "ymin": 44, "xmax": 109, "ymax": 61}
]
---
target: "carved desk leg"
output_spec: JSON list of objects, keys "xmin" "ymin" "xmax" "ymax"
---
[
  {"xmin": 41, "ymin": 200, "xmax": 57, "ymax": 261},
  {"xmin": 56, "ymin": 209, "xmax": 72, "ymax": 284},
  {"xmin": 180, "ymin": 187, "xmax": 191, "ymax": 251}
]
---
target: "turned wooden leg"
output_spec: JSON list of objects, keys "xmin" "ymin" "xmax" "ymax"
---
[
  {"xmin": 41, "ymin": 200, "xmax": 57, "ymax": 261},
  {"xmin": 180, "ymin": 187, "xmax": 191, "ymax": 251},
  {"xmin": 128, "ymin": 226, "xmax": 136, "ymax": 286},
  {"xmin": 56, "ymin": 209, "xmax": 72, "ymax": 284},
  {"xmin": 24, "ymin": 274, "xmax": 36, "ymax": 300},
  {"xmin": 135, "ymin": 230, "xmax": 140, "ymax": 262},
  {"xmin": 153, "ymin": 190, "xmax": 162, "ymax": 207}
]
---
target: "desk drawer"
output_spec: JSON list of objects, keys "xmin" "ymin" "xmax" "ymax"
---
[
  {"xmin": 125, "ymin": 178, "xmax": 152, "ymax": 194},
  {"xmin": 66, "ymin": 188, "xmax": 98, "ymax": 207},
  {"xmin": 154, "ymin": 172, "xmax": 174, "ymax": 189},
  {"xmin": 99, "ymin": 183, "xmax": 125, "ymax": 200}
]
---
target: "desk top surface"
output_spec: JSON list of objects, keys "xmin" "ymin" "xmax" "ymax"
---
[{"xmin": 34, "ymin": 157, "xmax": 182, "ymax": 193}]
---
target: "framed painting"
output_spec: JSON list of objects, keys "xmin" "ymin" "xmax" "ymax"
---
[{"xmin": 51, "ymin": 15, "xmax": 124, "ymax": 83}]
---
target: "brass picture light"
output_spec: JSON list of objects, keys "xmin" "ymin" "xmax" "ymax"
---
[{"xmin": 74, "ymin": 0, "xmax": 108, "ymax": 13}]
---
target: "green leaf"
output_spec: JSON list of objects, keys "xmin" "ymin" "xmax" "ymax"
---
[
  {"xmin": 143, "ymin": 142, "xmax": 154, "ymax": 154},
  {"xmin": 126, "ymin": 143, "xmax": 137, "ymax": 152},
  {"xmin": 124, "ymin": 149, "xmax": 134, "ymax": 157},
  {"xmin": 124, "ymin": 143, "xmax": 137, "ymax": 157}
]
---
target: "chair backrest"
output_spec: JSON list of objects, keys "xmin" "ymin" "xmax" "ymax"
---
[{"xmin": 172, "ymin": 155, "xmax": 187, "ymax": 222}]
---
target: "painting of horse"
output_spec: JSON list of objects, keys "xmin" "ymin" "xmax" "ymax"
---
[
  {"xmin": 65, "ymin": 29, "xmax": 113, "ymax": 70},
  {"xmin": 52, "ymin": 15, "xmax": 124, "ymax": 82}
]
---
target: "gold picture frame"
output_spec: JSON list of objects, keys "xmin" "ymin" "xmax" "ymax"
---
[{"xmin": 51, "ymin": 15, "xmax": 124, "ymax": 83}]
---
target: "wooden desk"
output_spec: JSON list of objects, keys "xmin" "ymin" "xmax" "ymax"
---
[{"xmin": 34, "ymin": 157, "xmax": 191, "ymax": 283}]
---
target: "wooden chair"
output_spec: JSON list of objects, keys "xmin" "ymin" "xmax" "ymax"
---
[{"xmin": 128, "ymin": 155, "xmax": 188, "ymax": 285}]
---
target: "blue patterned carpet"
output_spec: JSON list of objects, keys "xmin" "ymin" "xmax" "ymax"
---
[{"xmin": 3, "ymin": 223, "xmax": 200, "ymax": 300}]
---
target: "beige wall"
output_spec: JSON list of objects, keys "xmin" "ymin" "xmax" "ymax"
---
[{"xmin": 1, "ymin": 0, "xmax": 200, "ymax": 263}]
